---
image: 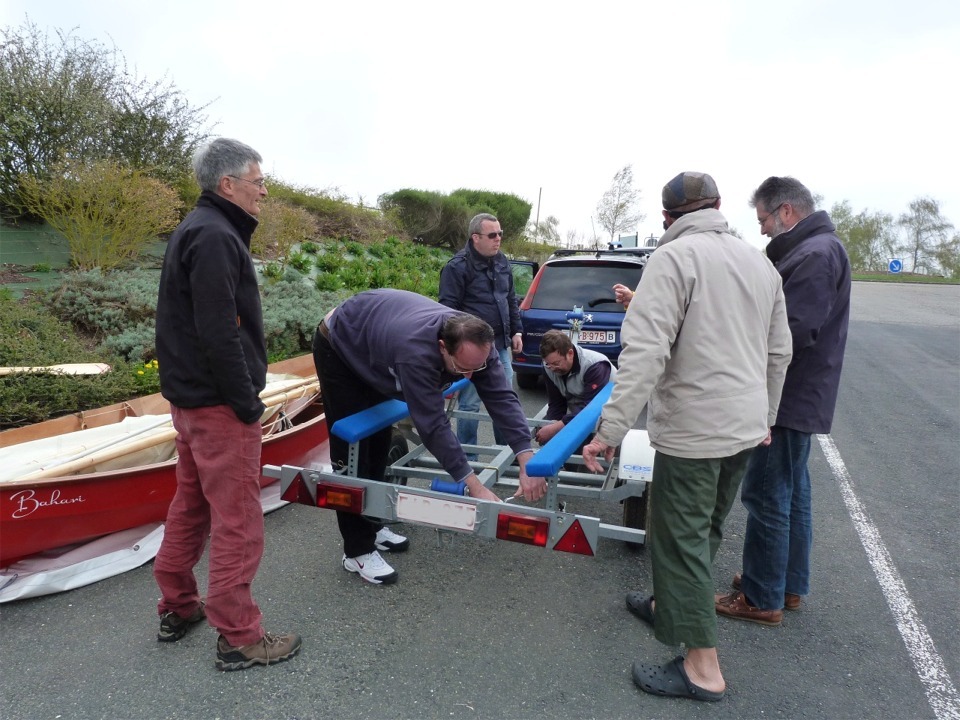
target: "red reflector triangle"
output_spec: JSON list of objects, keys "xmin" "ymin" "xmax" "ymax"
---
[
  {"xmin": 553, "ymin": 519, "xmax": 594, "ymax": 556},
  {"xmin": 280, "ymin": 472, "xmax": 315, "ymax": 505}
]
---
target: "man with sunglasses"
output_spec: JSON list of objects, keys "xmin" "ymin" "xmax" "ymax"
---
[
  {"xmin": 312, "ymin": 288, "xmax": 547, "ymax": 585},
  {"xmin": 716, "ymin": 177, "xmax": 850, "ymax": 625},
  {"xmin": 439, "ymin": 213, "xmax": 524, "ymax": 459}
]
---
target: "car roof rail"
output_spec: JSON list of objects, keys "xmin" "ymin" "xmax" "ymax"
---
[{"xmin": 548, "ymin": 248, "xmax": 653, "ymax": 260}]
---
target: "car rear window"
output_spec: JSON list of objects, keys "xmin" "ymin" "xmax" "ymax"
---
[{"xmin": 530, "ymin": 263, "xmax": 645, "ymax": 312}]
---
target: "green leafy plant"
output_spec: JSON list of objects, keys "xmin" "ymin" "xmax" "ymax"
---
[{"xmin": 18, "ymin": 159, "xmax": 181, "ymax": 270}]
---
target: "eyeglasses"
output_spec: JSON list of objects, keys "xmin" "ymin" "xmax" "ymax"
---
[
  {"xmin": 758, "ymin": 203, "xmax": 784, "ymax": 226},
  {"xmin": 475, "ymin": 231, "xmax": 504, "ymax": 239},
  {"xmin": 449, "ymin": 357, "xmax": 487, "ymax": 375},
  {"xmin": 542, "ymin": 355, "xmax": 566, "ymax": 370},
  {"xmin": 228, "ymin": 175, "xmax": 267, "ymax": 188}
]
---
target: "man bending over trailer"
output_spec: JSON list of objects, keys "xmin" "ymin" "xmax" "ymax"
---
[{"xmin": 312, "ymin": 289, "xmax": 548, "ymax": 585}]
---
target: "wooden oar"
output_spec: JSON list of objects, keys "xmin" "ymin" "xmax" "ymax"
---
[{"xmin": 0, "ymin": 363, "xmax": 112, "ymax": 377}]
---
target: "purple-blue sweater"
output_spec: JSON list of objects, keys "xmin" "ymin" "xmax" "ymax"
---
[
  {"xmin": 326, "ymin": 289, "xmax": 533, "ymax": 481},
  {"xmin": 766, "ymin": 210, "xmax": 851, "ymax": 434}
]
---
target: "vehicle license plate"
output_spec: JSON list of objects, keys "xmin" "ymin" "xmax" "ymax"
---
[
  {"xmin": 397, "ymin": 491, "xmax": 477, "ymax": 531},
  {"xmin": 577, "ymin": 330, "xmax": 616, "ymax": 344}
]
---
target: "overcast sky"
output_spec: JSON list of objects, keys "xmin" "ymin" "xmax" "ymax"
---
[{"xmin": 3, "ymin": 0, "xmax": 958, "ymax": 250}]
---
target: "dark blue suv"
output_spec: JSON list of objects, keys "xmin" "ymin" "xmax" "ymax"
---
[{"xmin": 511, "ymin": 248, "xmax": 653, "ymax": 389}]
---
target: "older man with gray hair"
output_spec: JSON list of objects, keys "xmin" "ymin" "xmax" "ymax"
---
[{"xmin": 154, "ymin": 138, "xmax": 301, "ymax": 671}]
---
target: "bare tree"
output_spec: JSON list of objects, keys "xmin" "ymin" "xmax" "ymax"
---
[
  {"xmin": 526, "ymin": 214, "xmax": 561, "ymax": 245},
  {"xmin": 896, "ymin": 197, "xmax": 954, "ymax": 274},
  {"xmin": 595, "ymin": 165, "xmax": 644, "ymax": 242}
]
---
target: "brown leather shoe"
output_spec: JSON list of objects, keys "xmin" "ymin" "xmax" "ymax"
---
[
  {"xmin": 732, "ymin": 572, "xmax": 801, "ymax": 611},
  {"xmin": 715, "ymin": 590, "xmax": 783, "ymax": 626}
]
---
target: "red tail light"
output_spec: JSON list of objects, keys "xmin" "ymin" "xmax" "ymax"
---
[
  {"xmin": 317, "ymin": 482, "xmax": 365, "ymax": 513},
  {"xmin": 496, "ymin": 512, "xmax": 549, "ymax": 547},
  {"xmin": 518, "ymin": 268, "xmax": 545, "ymax": 311}
]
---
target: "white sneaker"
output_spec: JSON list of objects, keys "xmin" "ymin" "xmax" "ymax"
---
[
  {"xmin": 375, "ymin": 526, "xmax": 410, "ymax": 552},
  {"xmin": 342, "ymin": 551, "xmax": 398, "ymax": 585}
]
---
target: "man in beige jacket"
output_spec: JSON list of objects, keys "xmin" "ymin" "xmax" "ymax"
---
[{"xmin": 583, "ymin": 171, "xmax": 792, "ymax": 702}]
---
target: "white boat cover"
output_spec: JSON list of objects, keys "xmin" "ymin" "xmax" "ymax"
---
[
  {"xmin": 0, "ymin": 373, "xmax": 311, "ymax": 483},
  {"xmin": 0, "ymin": 483, "xmax": 288, "ymax": 603}
]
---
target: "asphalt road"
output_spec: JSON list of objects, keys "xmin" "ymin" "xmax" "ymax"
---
[{"xmin": 1, "ymin": 282, "xmax": 957, "ymax": 720}]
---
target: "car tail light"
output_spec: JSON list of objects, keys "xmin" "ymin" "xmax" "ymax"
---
[{"xmin": 519, "ymin": 267, "xmax": 546, "ymax": 310}]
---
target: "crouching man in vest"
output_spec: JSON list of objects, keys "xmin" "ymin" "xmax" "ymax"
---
[{"xmin": 534, "ymin": 330, "xmax": 616, "ymax": 447}]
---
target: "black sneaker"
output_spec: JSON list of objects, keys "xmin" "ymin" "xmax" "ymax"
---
[
  {"xmin": 157, "ymin": 602, "xmax": 206, "ymax": 642},
  {"xmin": 215, "ymin": 631, "xmax": 303, "ymax": 671}
]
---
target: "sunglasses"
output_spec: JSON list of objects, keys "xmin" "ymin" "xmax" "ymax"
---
[{"xmin": 476, "ymin": 231, "xmax": 504, "ymax": 239}]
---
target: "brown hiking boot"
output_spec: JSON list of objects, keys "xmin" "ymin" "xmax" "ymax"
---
[
  {"xmin": 215, "ymin": 631, "xmax": 302, "ymax": 671},
  {"xmin": 715, "ymin": 590, "xmax": 783, "ymax": 626},
  {"xmin": 732, "ymin": 572, "xmax": 801, "ymax": 610},
  {"xmin": 157, "ymin": 602, "xmax": 206, "ymax": 642}
]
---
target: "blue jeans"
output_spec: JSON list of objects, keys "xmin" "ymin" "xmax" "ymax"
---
[
  {"xmin": 740, "ymin": 427, "xmax": 813, "ymax": 610},
  {"xmin": 456, "ymin": 347, "xmax": 513, "ymax": 456}
]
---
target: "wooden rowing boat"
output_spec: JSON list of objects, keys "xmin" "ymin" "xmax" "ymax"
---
[{"xmin": 0, "ymin": 354, "xmax": 329, "ymax": 567}]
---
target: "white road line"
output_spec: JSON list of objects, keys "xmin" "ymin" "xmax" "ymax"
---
[{"xmin": 818, "ymin": 434, "xmax": 960, "ymax": 720}]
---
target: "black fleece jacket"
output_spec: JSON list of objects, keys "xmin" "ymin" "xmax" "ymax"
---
[{"xmin": 155, "ymin": 191, "xmax": 267, "ymax": 423}]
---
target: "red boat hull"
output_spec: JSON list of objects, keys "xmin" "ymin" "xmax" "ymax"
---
[{"xmin": 0, "ymin": 356, "xmax": 329, "ymax": 567}]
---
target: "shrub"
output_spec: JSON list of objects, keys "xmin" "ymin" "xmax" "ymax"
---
[
  {"xmin": 251, "ymin": 196, "xmax": 319, "ymax": 262},
  {"xmin": 0, "ymin": 293, "xmax": 96, "ymax": 365},
  {"xmin": 101, "ymin": 321, "xmax": 157, "ymax": 362},
  {"xmin": 314, "ymin": 249, "xmax": 344, "ymax": 273},
  {"xmin": 18, "ymin": 159, "xmax": 181, "ymax": 270},
  {"xmin": 261, "ymin": 278, "xmax": 348, "ymax": 360},
  {"xmin": 288, "ymin": 250, "xmax": 312, "ymax": 273},
  {"xmin": 42, "ymin": 268, "xmax": 160, "ymax": 338}
]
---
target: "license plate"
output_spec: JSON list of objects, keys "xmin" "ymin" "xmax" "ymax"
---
[
  {"xmin": 396, "ymin": 491, "xmax": 477, "ymax": 531},
  {"xmin": 577, "ymin": 329, "xmax": 616, "ymax": 344}
]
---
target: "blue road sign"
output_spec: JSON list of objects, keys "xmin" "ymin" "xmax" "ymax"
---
[{"xmin": 889, "ymin": 258, "xmax": 903, "ymax": 274}]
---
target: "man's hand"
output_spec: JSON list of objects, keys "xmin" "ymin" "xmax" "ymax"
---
[
  {"xmin": 613, "ymin": 283, "xmax": 634, "ymax": 308},
  {"xmin": 760, "ymin": 429, "xmax": 773, "ymax": 447},
  {"xmin": 582, "ymin": 438, "xmax": 615, "ymax": 473},
  {"xmin": 534, "ymin": 420, "xmax": 564, "ymax": 445},
  {"xmin": 511, "ymin": 333, "xmax": 523, "ymax": 354},
  {"xmin": 465, "ymin": 474, "xmax": 501, "ymax": 502},
  {"xmin": 513, "ymin": 451, "xmax": 548, "ymax": 501}
]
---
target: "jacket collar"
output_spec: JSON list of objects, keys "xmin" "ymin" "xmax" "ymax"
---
[
  {"xmin": 765, "ymin": 210, "xmax": 836, "ymax": 263},
  {"xmin": 197, "ymin": 190, "xmax": 260, "ymax": 244},
  {"xmin": 658, "ymin": 208, "xmax": 730, "ymax": 248}
]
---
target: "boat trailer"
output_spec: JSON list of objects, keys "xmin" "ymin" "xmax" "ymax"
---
[{"xmin": 263, "ymin": 379, "xmax": 653, "ymax": 556}]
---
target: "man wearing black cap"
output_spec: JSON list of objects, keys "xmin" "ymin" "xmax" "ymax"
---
[{"xmin": 583, "ymin": 172, "xmax": 792, "ymax": 701}]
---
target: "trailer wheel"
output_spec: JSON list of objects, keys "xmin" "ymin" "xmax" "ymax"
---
[
  {"xmin": 383, "ymin": 428, "xmax": 409, "ymax": 486},
  {"xmin": 622, "ymin": 484, "xmax": 650, "ymax": 552}
]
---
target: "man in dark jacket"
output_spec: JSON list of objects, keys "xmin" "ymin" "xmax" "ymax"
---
[
  {"xmin": 154, "ymin": 138, "xmax": 301, "ymax": 671},
  {"xmin": 439, "ymin": 213, "xmax": 523, "ymax": 455},
  {"xmin": 716, "ymin": 176, "xmax": 851, "ymax": 625},
  {"xmin": 312, "ymin": 289, "xmax": 547, "ymax": 585}
]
